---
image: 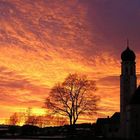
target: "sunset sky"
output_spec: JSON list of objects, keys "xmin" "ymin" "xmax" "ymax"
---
[{"xmin": 0, "ymin": 0, "xmax": 140, "ymax": 124}]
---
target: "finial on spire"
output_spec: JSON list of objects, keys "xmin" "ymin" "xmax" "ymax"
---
[{"xmin": 127, "ymin": 39, "xmax": 129, "ymax": 48}]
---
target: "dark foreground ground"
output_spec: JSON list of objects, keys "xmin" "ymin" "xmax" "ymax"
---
[
  {"xmin": 0, "ymin": 135, "xmax": 137, "ymax": 140},
  {"xmin": 0, "ymin": 125, "xmax": 137, "ymax": 140}
]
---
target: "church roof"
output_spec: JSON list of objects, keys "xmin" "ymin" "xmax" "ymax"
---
[
  {"xmin": 96, "ymin": 118, "xmax": 110, "ymax": 125},
  {"xmin": 121, "ymin": 47, "xmax": 136, "ymax": 61},
  {"xmin": 110, "ymin": 112, "xmax": 120, "ymax": 123},
  {"xmin": 130, "ymin": 86, "xmax": 140, "ymax": 105},
  {"xmin": 96, "ymin": 112, "xmax": 120, "ymax": 125}
]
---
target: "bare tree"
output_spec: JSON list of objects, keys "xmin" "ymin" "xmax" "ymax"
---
[
  {"xmin": 25, "ymin": 115, "xmax": 38, "ymax": 126},
  {"xmin": 45, "ymin": 74, "xmax": 100, "ymax": 125},
  {"xmin": 9, "ymin": 113, "xmax": 20, "ymax": 125},
  {"xmin": 54, "ymin": 116, "xmax": 68, "ymax": 126},
  {"xmin": 24, "ymin": 107, "xmax": 37, "ymax": 126}
]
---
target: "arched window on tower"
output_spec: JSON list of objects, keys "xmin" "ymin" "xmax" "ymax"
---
[
  {"xmin": 125, "ymin": 67, "xmax": 128, "ymax": 74},
  {"xmin": 131, "ymin": 66, "xmax": 133, "ymax": 75}
]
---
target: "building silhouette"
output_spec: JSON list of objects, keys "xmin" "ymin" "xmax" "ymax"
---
[
  {"xmin": 120, "ymin": 43, "xmax": 140, "ymax": 139},
  {"xmin": 120, "ymin": 44, "xmax": 137, "ymax": 138},
  {"xmin": 96, "ymin": 112, "xmax": 120, "ymax": 138},
  {"xmin": 96, "ymin": 43, "xmax": 140, "ymax": 139}
]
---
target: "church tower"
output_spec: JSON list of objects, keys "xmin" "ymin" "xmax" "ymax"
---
[{"xmin": 120, "ymin": 42, "xmax": 137, "ymax": 138}]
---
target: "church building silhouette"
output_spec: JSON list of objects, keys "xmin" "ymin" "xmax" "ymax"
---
[
  {"xmin": 96, "ymin": 43, "xmax": 140, "ymax": 139},
  {"xmin": 120, "ymin": 43, "xmax": 140, "ymax": 139}
]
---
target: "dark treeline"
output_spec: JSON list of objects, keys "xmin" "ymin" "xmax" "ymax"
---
[
  {"xmin": 0, "ymin": 123, "xmax": 96, "ymax": 139},
  {"xmin": 0, "ymin": 123, "xmax": 132, "ymax": 140}
]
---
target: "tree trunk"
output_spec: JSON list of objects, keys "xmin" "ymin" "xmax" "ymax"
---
[
  {"xmin": 73, "ymin": 119, "xmax": 76, "ymax": 125},
  {"xmin": 69, "ymin": 116, "xmax": 72, "ymax": 125}
]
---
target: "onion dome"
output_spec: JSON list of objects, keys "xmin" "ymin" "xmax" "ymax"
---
[
  {"xmin": 121, "ymin": 47, "xmax": 136, "ymax": 61},
  {"xmin": 130, "ymin": 86, "xmax": 140, "ymax": 105}
]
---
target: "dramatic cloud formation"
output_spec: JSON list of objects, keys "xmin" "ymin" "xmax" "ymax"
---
[{"xmin": 0, "ymin": 0, "xmax": 140, "ymax": 124}]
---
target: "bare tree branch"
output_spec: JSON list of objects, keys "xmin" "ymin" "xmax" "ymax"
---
[{"xmin": 45, "ymin": 73, "xmax": 100, "ymax": 125}]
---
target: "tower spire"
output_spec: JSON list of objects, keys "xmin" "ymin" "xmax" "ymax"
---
[{"xmin": 127, "ymin": 39, "xmax": 129, "ymax": 48}]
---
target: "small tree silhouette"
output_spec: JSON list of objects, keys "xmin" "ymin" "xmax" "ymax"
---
[
  {"xmin": 45, "ymin": 74, "xmax": 100, "ymax": 125},
  {"xmin": 9, "ymin": 113, "xmax": 19, "ymax": 125}
]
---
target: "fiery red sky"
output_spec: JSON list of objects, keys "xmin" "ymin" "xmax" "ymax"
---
[{"xmin": 0, "ymin": 0, "xmax": 140, "ymax": 124}]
